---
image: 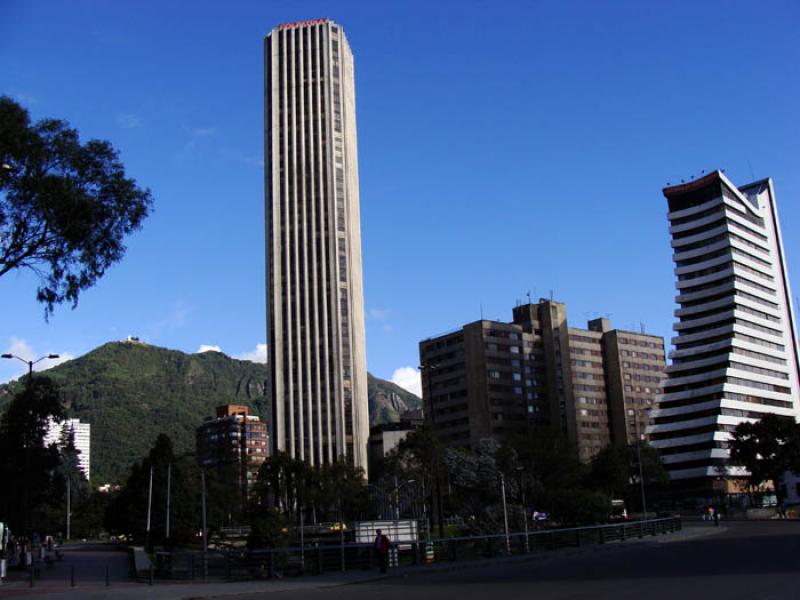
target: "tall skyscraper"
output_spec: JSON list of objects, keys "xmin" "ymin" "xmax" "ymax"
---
[
  {"xmin": 649, "ymin": 171, "xmax": 800, "ymax": 494},
  {"xmin": 264, "ymin": 19, "xmax": 369, "ymax": 473}
]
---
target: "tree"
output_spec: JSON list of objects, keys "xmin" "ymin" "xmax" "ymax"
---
[
  {"xmin": 587, "ymin": 442, "xmax": 667, "ymax": 507},
  {"xmin": 0, "ymin": 96, "xmax": 153, "ymax": 315},
  {"xmin": 0, "ymin": 376, "xmax": 65, "ymax": 534},
  {"xmin": 730, "ymin": 414, "xmax": 800, "ymax": 497},
  {"xmin": 386, "ymin": 426, "xmax": 445, "ymax": 535},
  {"xmin": 105, "ymin": 434, "xmax": 200, "ymax": 547}
]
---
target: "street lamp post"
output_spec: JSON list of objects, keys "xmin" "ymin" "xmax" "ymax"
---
[
  {"xmin": 417, "ymin": 362, "xmax": 444, "ymax": 539},
  {"xmin": 391, "ymin": 477, "xmax": 416, "ymax": 520},
  {"xmin": 3, "ymin": 351, "xmax": 60, "ymax": 537},
  {"xmin": 1, "ymin": 353, "xmax": 61, "ymax": 380},
  {"xmin": 499, "ymin": 472, "xmax": 510, "ymax": 555},
  {"xmin": 516, "ymin": 466, "xmax": 529, "ymax": 553},
  {"xmin": 633, "ymin": 409, "xmax": 648, "ymax": 521}
]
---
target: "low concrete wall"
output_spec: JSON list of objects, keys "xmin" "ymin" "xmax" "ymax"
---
[{"xmin": 130, "ymin": 546, "xmax": 152, "ymax": 575}]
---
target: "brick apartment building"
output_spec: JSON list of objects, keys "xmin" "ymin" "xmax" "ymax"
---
[
  {"xmin": 419, "ymin": 299, "xmax": 666, "ymax": 462},
  {"xmin": 196, "ymin": 405, "xmax": 269, "ymax": 502}
]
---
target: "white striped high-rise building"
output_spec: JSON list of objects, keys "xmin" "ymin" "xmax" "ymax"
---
[
  {"xmin": 649, "ymin": 170, "xmax": 800, "ymax": 493},
  {"xmin": 45, "ymin": 418, "xmax": 91, "ymax": 480},
  {"xmin": 264, "ymin": 19, "xmax": 369, "ymax": 474}
]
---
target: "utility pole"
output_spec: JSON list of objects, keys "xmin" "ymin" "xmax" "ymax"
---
[
  {"xmin": 145, "ymin": 466, "xmax": 153, "ymax": 552},
  {"xmin": 418, "ymin": 362, "xmax": 444, "ymax": 538},
  {"xmin": 634, "ymin": 411, "xmax": 648, "ymax": 521},
  {"xmin": 165, "ymin": 462, "xmax": 171, "ymax": 550},
  {"xmin": 201, "ymin": 470, "xmax": 208, "ymax": 580},
  {"xmin": 500, "ymin": 473, "xmax": 510, "ymax": 555},
  {"xmin": 66, "ymin": 477, "xmax": 71, "ymax": 541}
]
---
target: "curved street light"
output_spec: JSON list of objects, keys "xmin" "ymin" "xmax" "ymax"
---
[{"xmin": 1, "ymin": 353, "xmax": 60, "ymax": 377}]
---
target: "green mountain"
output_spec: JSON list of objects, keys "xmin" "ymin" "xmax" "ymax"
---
[
  {"xmin": 367, "ymin": 372, "xmax": 422, "ymax": 426},
  {"xmin": 0, "ymin": 341, "xmax": 420, "ymax": 484}
]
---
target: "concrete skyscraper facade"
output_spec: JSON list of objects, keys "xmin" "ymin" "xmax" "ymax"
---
[
  {"xmin": 649, "ymin": 171, "xmax": 800, "ymax": 494},
  {"xmin": 264, "ymin": 19, "xmax": 369, "ymax": 473}
]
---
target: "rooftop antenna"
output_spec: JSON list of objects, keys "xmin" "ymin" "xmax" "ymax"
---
[
  {"xmin": 640, "ymin": 321, "xmax": 646, "ymax": 334},
  {"xmin": 526, "ymin": 290, "xmax": 532, "ymax": 305},
  {"xmin": 480, "ymin": 303, "xmax": 484, "ymax": 320},
  {"xmin": 550, "ymin": 289, "xmax": 554, "ymax": 301}
]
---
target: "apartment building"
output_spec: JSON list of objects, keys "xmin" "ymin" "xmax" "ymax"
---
[
  {"xmin": 420, "ymin": 300, "xmax": 666, "ymax": 461},
  {"xmin": 196, "ymin": 405, "xmax": 269, "ymax": 500}
]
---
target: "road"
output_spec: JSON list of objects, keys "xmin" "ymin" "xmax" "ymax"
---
[
  {"xmin": 223, "ymin": 521, "xmax": 800, "ymax": 600},
  {"xmin": 2, "ymin": 522, "xmax": 798, "ymax": 599}
]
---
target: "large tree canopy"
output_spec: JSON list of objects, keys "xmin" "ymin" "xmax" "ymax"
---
[
  {"xmin": 730, "ymin": 414, "xmax": 800, "ymax": 493},
  {"xmin": 0, "ymin": 376, "xmax": 65, "ymax": 534},
  {"xmin": 0, "ymin": 96, "xmax": 152, "ymax": 315}
]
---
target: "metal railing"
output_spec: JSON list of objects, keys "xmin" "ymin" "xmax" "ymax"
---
[{"xmin": 147, "ymin": 517, "xmax": 681, "ymax": 581}]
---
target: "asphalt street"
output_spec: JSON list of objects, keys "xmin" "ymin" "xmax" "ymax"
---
[
  {"xmin": 222, "ymin": 522, "xmax": 800, "ymax": 600},
  {"xmin": 1, "ymin": 522, "xmax": 797, "ymax": 599}
]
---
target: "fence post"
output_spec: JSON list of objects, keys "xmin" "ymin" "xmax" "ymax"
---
[
  {"xmin": 106, "ymin": 564, "xmax": 110, "ymax": 587},
  {"xmin": 148, "ymin": 565, "xmax": 154, "ymax": 586}
]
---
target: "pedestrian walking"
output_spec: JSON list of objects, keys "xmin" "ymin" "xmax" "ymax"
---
[
  {"xmin": 373, "ymin": 529, "xmax": 390, "ymax": 574},
  {"xmin": 712, "ymin": 506, "xmax": 720, "ymax": 527}
]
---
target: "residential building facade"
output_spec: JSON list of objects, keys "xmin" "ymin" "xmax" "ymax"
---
[
  {"xmin": 45, "ymin": 418, "xmax": 91, "ymax": 480},
  {"xmin": 264, "ymin": 19, "xmax": 369, "ymax": 473},
  {"xmin": 196, "ymin": 405, "xmax": 269, "ymax": 501},
  {"xmin": 648, "ymin": 171, "xmax": 800, "ymax": 493},
  {"xmin": 419, "ymin": 300, "xmax": 666, "ymax": 461}
]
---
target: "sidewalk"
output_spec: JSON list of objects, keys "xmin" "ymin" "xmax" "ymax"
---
[{"xmin": 0, "ymin": 525, "xmax": 714, "ymax": 600}]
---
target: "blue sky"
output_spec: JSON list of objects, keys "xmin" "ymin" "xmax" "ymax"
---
[{"xmin": 1, "ymin": 0, "xmax": 798, "ymax": 394}]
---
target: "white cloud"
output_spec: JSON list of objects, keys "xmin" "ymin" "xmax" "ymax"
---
[
  {"xmin": 148, "ymin": 302, "xmax": 190, "ymax": 340},
  {"xmin": 237, "ymin": 343, "xmax": 268, "ymax": 364},
  {"xmin": 197, "ymin": 344, "xmax": 222, "ymax": 354},
  {"xmin": 117, "ymin": 113, "xmax": 142, "ymax": 129},
  {"xmin": 369, "ymin": 308, "xmax": 391, "ymax": 321},
  {"xmin": 383, "ymin": 324, "xmax": 393, "ymax": 334},
  {"xmin": 391, "ymin": 366, "xmax": 422, "ymax": 397},
  {"xmin": 1, "ymin": 337, "xmax": 74, "ymax": 383},
  {"xmin": 183, "ymin": 126, "xmax": 216, "ymax": 151}
]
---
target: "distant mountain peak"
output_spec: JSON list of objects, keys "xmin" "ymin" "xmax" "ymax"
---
[{"xmin": 0, "ymin": 341, "xmax": 421, "ymax": 484}]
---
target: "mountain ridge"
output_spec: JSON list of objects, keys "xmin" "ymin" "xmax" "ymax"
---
[{"xmin": 0, "ymin": 341, "xmax": 421, "ymax": 483}]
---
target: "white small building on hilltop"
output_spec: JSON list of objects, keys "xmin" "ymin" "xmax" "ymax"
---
[{"xmin": 45, "ymin": 418, "xmax": 91, "ymax": 480}]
